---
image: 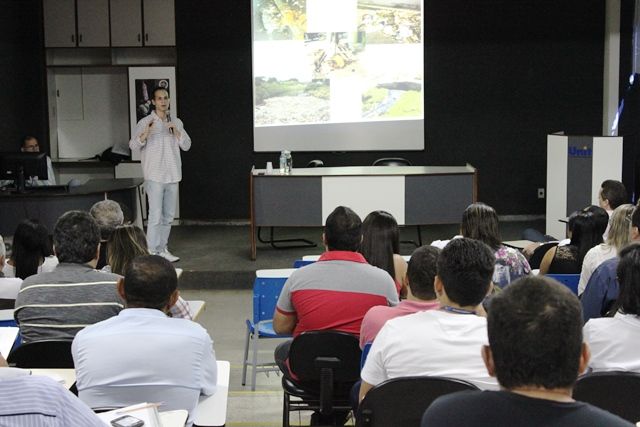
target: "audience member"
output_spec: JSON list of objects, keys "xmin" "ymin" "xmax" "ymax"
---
[
  {"xmin": 359, "ymin": 245, "xmax": 440, "ymax": 348},
  {"xmin": 540, "ymin": 210, "xmax": 605, "ymax": 275},
  {"xmin": 599, "ymin": 180, "xmax": 628, "ymax": 240},
  {"xmin": 19, "ymin": 135, "xmax": 56, "ymax": 186},
  {"xmin": 359, "ymin": 238, "xmax": 497, "ymax": 401},
  {"xmin": 524, "ymin": 205, "xmax": 609, "ymax": 266},
  {"xmin": 0, "ymin": 354, "xmax": 103, "ymax": 426},
  {"xmin": 273, "ymin": 206, "xmax": 398, "ymax": 375},
  {"xmin": 105, "ymin": 225, "xmax": 192, "ymax": 319},
  {"xmin": 584, "ymin": 242, "xmax": 640, "ymax": 372},
  {"xmin": 578, "ymin": 204, "xmax": 634, "ymax": 295},
  {"xmin": 360, "ymin": 210, "xmax": 408, "ymax": 294},
  {"xmin": 72, "ymin": 255, "xmax": 216, "ymax": 426},
  {"xmin": 460, "ymin": 203, "xmax": 530, "ymax": 287},
  {"xmin": 4, "ymin": 219, "xmax": 57, "ymax": 279},
  {"xmin": 581, "ymin": 206, "xmax": 640, "ymax": 322},
  {"xmin": 0, "ymin": 236, "xmax": 22, "ymax": 307},
  {"xmin": 421, "ymin": 275, "xmax": 632, "ymax": 427},
  {"xmin": 89, "ymin": 200, "xmax": 124, "ymax": 269},
  {"xmin": 14, "ymin": 211, "xmax": 123, "ymax": 343}
]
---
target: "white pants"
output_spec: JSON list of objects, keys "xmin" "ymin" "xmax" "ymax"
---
[{"xmin": 145, "ymin": 180, "xmax": 178, "ymax": 254}]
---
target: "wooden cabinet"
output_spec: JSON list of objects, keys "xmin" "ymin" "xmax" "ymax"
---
[
  {"xmin": 110, "ymin": 0, "xmax": 175, "ymax": 47},
  {"xmin": 76, "ymin": 0, "xmax": 110, "ymax": 47},
  {"xmin": 43, "ymin": 0, "xmax": 76, "ymax": 47},
  {"xmin": 44, "ymin": 0, "xmax": 109, "ymax": 47},
  {"xmin": 110, "ymin": 0, "xmax": 143, "ymax": 47},
  {"xmin": 143, "ymin": 0, "xmax": 175, "ymax": 46},
  {"xmin": 44, "ymin": 0, "xmax": 174, "ymax": 48}
]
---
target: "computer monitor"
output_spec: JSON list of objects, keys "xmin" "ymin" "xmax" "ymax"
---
[{"xmin": 0, "ymin": 152, "xmax": 48, "ymax": 192}]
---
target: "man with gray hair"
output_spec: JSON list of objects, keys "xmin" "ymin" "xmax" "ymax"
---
[
  {"xmin": 89, "ymin": 200, "xmax": 124, "ymax": 269},
  {"xmin": 14, "ymin": 210, "xmax": 123, "ymax": 343}
]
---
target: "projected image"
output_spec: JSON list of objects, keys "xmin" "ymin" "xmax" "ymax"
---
[
  {"xmin": 362, "ymin": 82, "xmax": 421, "ymax": 118},
  {"xmin": 357, "ymin": 1, "xmax": 421, "ymax": 45},
  {"xmin": 252, "ymin": 0, "xmax": 424, "ymax": 150},
  {"xmin": 254, "ymin": 78, "xmax": 330, "ymax": 125},
  {"xmin": 254, "ymin": 0, "xmax": 307, "ymax": 41}
]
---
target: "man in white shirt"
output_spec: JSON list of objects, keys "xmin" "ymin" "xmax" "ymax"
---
[
  {"xmin": 359, "ymin": 238, "xmax": 498, "ymax": 401},
  {"xmin": 129, "ymin": 87, "xmax": 191, "ymax": 262},
  {"xmin": 72, "ymin": 255, "xmax": 216, "ymax": 426}
]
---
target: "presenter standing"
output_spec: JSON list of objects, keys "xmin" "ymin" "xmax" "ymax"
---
[{"xmin": 129, "ymin": 87, "xmax": 191, "ymax": 262}]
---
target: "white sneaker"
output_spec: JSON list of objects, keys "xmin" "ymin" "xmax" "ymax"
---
[{"xmin": 158, "ymin": 249, "xmax": 180, "ymax": 262}]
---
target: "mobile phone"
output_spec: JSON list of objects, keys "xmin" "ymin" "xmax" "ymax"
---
[{"xmin": 110, "ymin": 415, "xmax": 145, "ymax": 427}]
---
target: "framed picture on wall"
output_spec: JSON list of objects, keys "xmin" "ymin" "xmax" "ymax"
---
[{"xmin": 128, "ymin": 67, "xmax": 177, "ymax": 160}]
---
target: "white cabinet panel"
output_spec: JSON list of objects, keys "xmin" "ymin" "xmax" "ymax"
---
[
  {"xmin": 77, "ymin": 0, "xmax": 110, "ymax": 47},
  {"xmin": 143, "ymin": 0, "xmax": 175, "ymax": 46},
  {"xmin": 55, "ymin": 72, "xmax": 84, "ymax": 121},
  {"xmin": 110, "ymin": 0, "xmax": 143, "ymax": 47},
  {"xmin": 43, "ymin": 0, "xmax": 76, "ymax": 47}
]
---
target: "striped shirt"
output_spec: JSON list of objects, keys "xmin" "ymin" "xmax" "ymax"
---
[
  {"xmin": 14, "ymin": 263, "xmax": 124, "ymax": 343},
  {"xmin": 129, "ymin": 110, "xmax": 191, "ymax": 183},
  {"xmin": 0, "ymin": 375, "xmax": 103, "ymax": 426}
]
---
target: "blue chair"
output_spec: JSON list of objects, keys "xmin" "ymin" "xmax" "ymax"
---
[
  {"xmin": 360, "ymin": 342, "xmax": 372, "ymax": 370},
  {"xmin": 546, "ymin": 274, "xmax": 580, "ymax": 294},
  {"xmin": 292, "ymin": 259, "xmax": 315, "ymax": 268},
  {"xmin": 241, "ymin": 269, "xmax": 294, "ymax": 391}
]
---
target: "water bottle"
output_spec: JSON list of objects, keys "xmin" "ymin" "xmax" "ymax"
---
[
  {"xmin": 285, "ymin": 150, "xmax": 293, "ymax": 174},
  {"xmin": 279, "ymin": 151, "xmax": 287, "ymax": 174}
]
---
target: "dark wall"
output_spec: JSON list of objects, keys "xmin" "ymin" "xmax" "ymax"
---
[
  {"xmin": 0, "ymin": 1, "xmax": 605, "ymax": 219},
  {"xmin": 0, "ymin": 0, "xmax": 46, "ymax": 152},
  {"xmin": 177, "ymin": 0, "xmax": 604, "ymax": 219}
]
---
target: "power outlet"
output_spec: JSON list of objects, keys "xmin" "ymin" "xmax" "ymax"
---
[{"xmin": 537, "ymin": 188, "xmax": 545, "ymax": 199}]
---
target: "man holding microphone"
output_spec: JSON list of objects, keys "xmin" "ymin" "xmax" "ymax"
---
[{"xmin": 129, "ymin": 87, "xmax": 191, "ymax": 262}]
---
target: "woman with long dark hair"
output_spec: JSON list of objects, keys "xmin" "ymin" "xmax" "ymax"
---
[
  {"xmin": 5, "ymin": 219, "xmax": 57, "ymax": 279},
  {"xmin": 460, "ymin": 203, "xmax": 531, "ymax": 288},
  {"xmin": 360, "ymin": 211, "xmax": 407, "ymax": 293},
  {"xmin": 540, "ymin": 210, "xmax": 605, "ymax": 275}
]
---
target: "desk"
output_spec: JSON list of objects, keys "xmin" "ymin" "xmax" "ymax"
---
[
  {"xmin": 194, "ymin": 360, "xmax": 230, "ymax": 427},
  {"xmin": 0, "ymin": 178, "xmax": 143, "ymax": 236},
  {"xmin": 31, "ymin": 368, "xmax": 76, "ymax": 389},
  {"xmin": 250, "ymin": 165, "xmax": 477, "ymax": 259}
]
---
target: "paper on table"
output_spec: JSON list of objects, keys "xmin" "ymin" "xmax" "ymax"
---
[
  {"xmin": 97, "ymin": 403, "xmax": 162, "ymax": 427},
  {"xmin": 0, "ymin": 327, "xmax": 18, "ymax": 359}
]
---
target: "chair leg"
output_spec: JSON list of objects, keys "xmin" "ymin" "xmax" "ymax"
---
[
  {"xmin": 283, "ymin": 392, "xmax": 290, "ymax": 427},
  {"xmin": 241, "ymin": 325, "xmax": 251, "ymax": 386},
  {"xmin": 251, "ymin": 333, "xmax": 259, "ymax": 391}
]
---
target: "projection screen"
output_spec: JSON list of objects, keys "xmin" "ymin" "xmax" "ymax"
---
[{"xmin": 252, "ymin": 0, "xmax": 424, "ymax": 152}]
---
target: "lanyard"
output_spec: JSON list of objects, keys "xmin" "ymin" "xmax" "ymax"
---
[{"xmin": 441, "ymin": 305, "xmax": 477, "ymax": 315}]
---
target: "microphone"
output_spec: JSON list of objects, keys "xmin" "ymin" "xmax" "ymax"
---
[{"xmin": 167, "ymin": 113, "xmax": 174, "ymax": 134}]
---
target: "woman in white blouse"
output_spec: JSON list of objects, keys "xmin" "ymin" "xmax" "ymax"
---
[
  {"xmin": 584, "ymin": 242, "xmax": 640, "ymax": 372},
  {"xmin": 4, "ymin": 219, "xmax": 58, "ymax": 279},
  {"xmin": 578, "ymin": 204, "xmax": 634, "ymax": 295}
]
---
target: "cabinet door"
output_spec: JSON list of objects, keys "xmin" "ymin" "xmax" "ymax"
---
[
  {"xmin": 43, "ymin": 0, "xmax": 76, "ymax": 47},
  {"xmin": 77, "ymin": 0, "xmax": 110, "ymax": 47},
  {"xmin": 143, "ymin": 0, "xmax": 175, "ymax": 46},
  {"xmin": 110, "ymin": 0, "xmax": 143, "ymax": 47}
]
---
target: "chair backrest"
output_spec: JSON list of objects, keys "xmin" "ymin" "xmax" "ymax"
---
[
  {"xmin": 372, "ymin": 157, "xmax": 412, "ymax": 167},
  {"xmin": 360, "ymin": 342, "xmax": 372, "ymax": 370},
  {"xmin": 293, "ymin": 259, "xmax": 315, "ymax": 268},
  {"xmin": 357, "ymin": 376, "xmax": 479, "ymax": 427},
  {"xmin": 288, "ymin": 331, "xmax": 361, "ymax": 383},
  {"xmin": 528, "ymin": 242, "xmax": 558, "ymax": 269},
  {"xmin": 546, "ymin": 273, "xmax": 580, "ymax": 294},
  {"xmin": 573, "ymin": 371, "xmax": 640, "ymax": 422},
  {"xmin": 7, "ymin": 340, "xmax": 74, "ymax": 368},
  {"xmin": 253, "ymin": 269, "xmax": 294, "ymax": 323}
]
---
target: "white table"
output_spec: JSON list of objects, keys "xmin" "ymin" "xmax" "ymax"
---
[
  {"xmin": 31, "ymin": 368, "xmax": 76, "ymax": 389},
  {"xmin": 188, "ymin": 300, "xmax": 206, "ymax": 321},
  {"xmin": 194, "ymin": 360, "xmax": 230, "ymax": 427}
]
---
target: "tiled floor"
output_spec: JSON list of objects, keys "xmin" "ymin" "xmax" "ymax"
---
[{"xmin": 181, "ymin": 289, "xmax": 350, "ymax": 427}]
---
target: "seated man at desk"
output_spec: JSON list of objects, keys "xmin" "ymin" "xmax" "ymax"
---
[
  {"xmin": 72, "ymin": 255, "xmax": 217, "ymax": 425},
  {"xmin": 14, "ymin": 211, "xmax": 123, "ymax": 342},
  {"xmin": 0, "ymin": 355, "xmax": 104, "ymax": 426},
  {"xmin": 20, "ymin": 135, "xmax": 56, "ymax": 186}
]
